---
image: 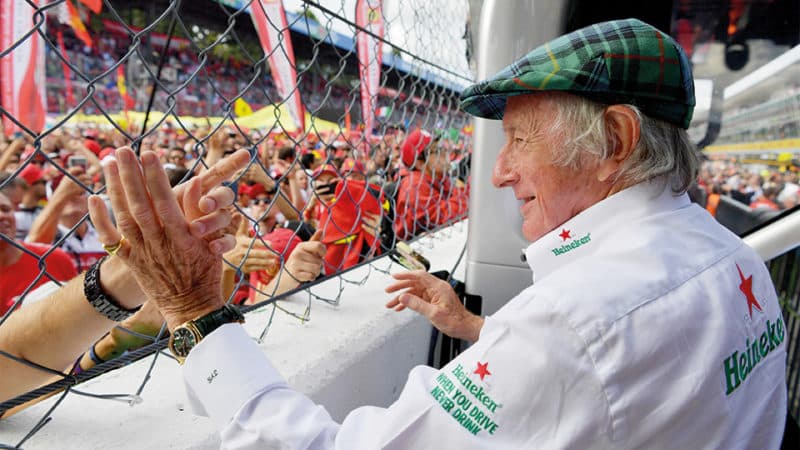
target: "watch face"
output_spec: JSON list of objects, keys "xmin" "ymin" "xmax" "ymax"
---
[{"xmin": 171, "ymin": 327, "xmax": 198, "ymax": 357}]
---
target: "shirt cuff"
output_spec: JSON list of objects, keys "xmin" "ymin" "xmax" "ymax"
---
[{"xmin": 183, "ymin": 323, "xmax": 285, "ymax": 428}]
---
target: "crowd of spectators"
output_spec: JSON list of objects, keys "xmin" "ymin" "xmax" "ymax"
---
[
  {"xmin": 0, "ymin": 115, "xmax": 470, "ymax": 399},
  {"xmin": 697, "ymin": 157, "xmax": 799, "ymax": 216},
  {"xmin": 45, "ymin": 18, "xmax": 353, "ymax": 117}
]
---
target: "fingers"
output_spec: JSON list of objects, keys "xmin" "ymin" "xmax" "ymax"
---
[
  {"xmin": 296, "ymin": 240, "xmax": 326, "ymax": 259},
  {"xmin": 384, "ymin": 279, "xmax": 416, "ymax": 294},
  {"xmin": 385, "ymin": 297, "xmax": 408, "ymax": 312},
  {"xmin": 309, "ymin": 229, "xmax": 323, "ymax": 242},
  {"xmin": 197, "ymin": 149, "xmax": 250, "ymax": 192},
  {"xmin": 390, "ymin": 270, "xmax": 429, "ymax": 281},
  {"xmin": 397, "ymin": 293, "xmax": 435, "ymax": 318},
  {"xmin": 199, "ymin": 184, "xmax": 236, "ymax": 215},
  {"xmin": 88, "ymin": 195, "xmax": 122, "ymax": 249},
  {"xmin": 115, "ymin": 148, "xmax": 160, "ymax": 239},
  {"xmin": 101, "ymin": 151, "xmax": 142, "ymax": 244},
  {"xmin": 207, "ymin": 234, "xmax": 236, "ymax": 255},
  {"xmin": 189, "ymin": 209, "xmax": 232, "ymax": 238},
  {"xmin": 140, "ymin": 151, "xmax": 186, "ymax": 231},
  {"xmin": 236, "ymin": 213, "xmax": 251, "ymax": 236}
]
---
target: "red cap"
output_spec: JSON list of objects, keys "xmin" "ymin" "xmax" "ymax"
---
[
  {"xmin": 99, "ymin": 147, "xmax": 116, "ymax": 160},
  {"xmin": 312, "ymin": 163, "xmax": 339, "ymax": 179},
  {"xmin": 19, "ymin": 164, "xmax": 45, "ymax": 185},
  {"xmin": 248, "ymin": 183, "xmax": 267, "ymax": 197},
  {"xmin": 401, "ymin": 129, "xmax": 433, "ymax": 167},
  {"xmin": 84, "ymin": 139, "xmax": 102, "ymax": 155},
  {"xmin": 341, "ymin": 158, "xmax": 365, "ymax": 175}
]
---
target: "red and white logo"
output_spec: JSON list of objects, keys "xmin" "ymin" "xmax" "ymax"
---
[
  {"xmin": 736, "ymin": 263, "xmax": 763, "ymax": 319},
  {"xmin": 474, "ymin": 361, "xmax": 491, "ymax": 381}
]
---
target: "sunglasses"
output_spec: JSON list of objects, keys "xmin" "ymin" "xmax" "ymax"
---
[{"xmin": 250, "ymin": 197, "xmax": 271, "ymax": 206}]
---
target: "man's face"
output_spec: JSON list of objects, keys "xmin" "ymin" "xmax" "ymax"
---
[
  {"xmin": 424, "ymin": 144, "xmax": 450, "ymax": 178},
  {"xmin": 492, "ymin": 94, "xmax": 608, "ymax": 242},
  {"xmin": 168, "ymin": 150, "xmax": 186, "ymax": 167},
  {"xmin": 61, "ymin": 192, "xmax": 89, "ymax": 225},
  {"xmin": 0, "ymin": 192, "xmax": 17, "ymax": 240}
]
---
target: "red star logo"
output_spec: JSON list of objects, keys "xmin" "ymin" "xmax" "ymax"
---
[
  {"xmin": 474, "ymin": 361, "xmax": 491, "ymax": 381},
  {"xmin": 736, "ymin": 264, "xmax": 763, "ymax": 318},
  {"xmin": 559, "ymin": 228, "xmax": 571, "ymax": 241}
]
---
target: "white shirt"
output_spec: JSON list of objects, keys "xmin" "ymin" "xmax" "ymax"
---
[{"xmin": 184, "ymin": 179, "xmax": 787, "ymax": 449}]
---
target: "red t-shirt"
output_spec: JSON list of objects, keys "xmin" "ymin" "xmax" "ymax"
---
[
  {"xmin": 1, "ymin": 243, "xmax": 78, "ymax": 316},
  {"xmin": 394, "ymin": 171, "xmax": 468, "ymax": 240}
]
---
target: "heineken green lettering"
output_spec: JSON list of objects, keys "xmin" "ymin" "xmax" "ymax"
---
[
  {"xmin": 551, "ymin": 233, "xmax": 591, "ymax": 256},
  {"xmin": 724, "ymin": 351, "xmax": 740, "ymax": 395},
  {"xmin": 723, "ymin": 315, "xmax": 785, "ymax": 395}
]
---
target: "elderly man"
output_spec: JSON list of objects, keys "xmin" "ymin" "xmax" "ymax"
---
[{"xmin": 86, "ymin": 19, "xmax": 785, "ymax": 449}]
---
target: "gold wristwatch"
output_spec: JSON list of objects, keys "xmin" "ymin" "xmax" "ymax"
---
[{"xmin": 168, "ymin": 304, "xmax": 245, "ymax": 364}]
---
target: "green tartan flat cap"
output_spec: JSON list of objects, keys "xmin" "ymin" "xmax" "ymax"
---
[{"xmin": 460, "ymin": 19, "xmax": 695, "ymax": 129}]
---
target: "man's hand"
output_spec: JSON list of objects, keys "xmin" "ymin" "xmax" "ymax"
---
[
  {"xmin": 282, "ymin": 230, "xmax": 325, "ymax": 282},
  {"xmin": 385, "ymin": 271, "xmax": 484, "ymax": 342},
  {"xmin": 88, "ymin": 147, "xmax": 250, "ymax": 330},
  {"xmin": 223, "ymin": 214, "xmax": 280, "ymax": 274}
]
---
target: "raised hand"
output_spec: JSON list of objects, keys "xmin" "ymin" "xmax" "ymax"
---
[
  {"xmin": 88, "ymin": 147, "xmax": 249, "ymax": 331},
  {"xmin": 283, "ymin": 229, "xmax": 326, "ymax": 282},
  {"xmin": 385, "ymin": 270, "xmax": 484, "ymax": 342}
]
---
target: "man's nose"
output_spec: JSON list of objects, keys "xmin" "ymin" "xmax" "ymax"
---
[{"xmin": 492, "ymin": 148, "xmax": 517, "ymax": 188}]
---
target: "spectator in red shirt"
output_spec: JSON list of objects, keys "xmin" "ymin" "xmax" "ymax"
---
[
  {"xmin": 0, "ymin": 189, "xmax": 77, "ymax": 316},
  {"xmin": 393, "ymin": 129, "xmax": 468, "ymax": 240}
]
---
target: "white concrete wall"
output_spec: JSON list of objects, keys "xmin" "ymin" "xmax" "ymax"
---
[{"xmin": 0, "ymin": 222, "xmax": 468, "ymax": 449}]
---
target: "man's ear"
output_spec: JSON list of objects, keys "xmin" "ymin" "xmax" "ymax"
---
[{"xmin": 596, "ymin": 105, "xmax": 640, "ymax": 182}]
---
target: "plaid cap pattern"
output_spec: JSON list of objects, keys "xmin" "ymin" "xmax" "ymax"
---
[{"xmin": 460, "ymin": 19, "xmax": 695, "ymax": 129}]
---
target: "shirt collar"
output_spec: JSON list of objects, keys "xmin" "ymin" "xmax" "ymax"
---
[{"xmin": 523, "ymin": 179, "xmax": 691, "ymax": 283}]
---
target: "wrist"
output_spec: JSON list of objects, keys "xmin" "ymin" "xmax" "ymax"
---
[
  {"xmin": 464, "ymin": 315, "xmax": 484, "ymax": 343},
  {"xmin": 100, "ymin": 257, "xmax": 144, "ymax": 310},
  {"xmin": 163, "ymin": 297, "xmax": 225, "ymax": 332}
]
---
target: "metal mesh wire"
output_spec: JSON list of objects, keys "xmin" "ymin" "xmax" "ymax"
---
[{"xmin": 0, "ymin": 0, "xmax": 474, "ymax": 445}]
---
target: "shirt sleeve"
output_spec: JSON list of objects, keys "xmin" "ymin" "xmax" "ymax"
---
[{"xmin": 185, "ymin": 299, "xmax": 612, "ymax": 449}]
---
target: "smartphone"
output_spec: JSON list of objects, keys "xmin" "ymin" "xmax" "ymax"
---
[
  {"xmin": 67, "ymin": 155, "xmax": 88, "ymax": 170},
  {"xmin": 314, "ymin": 180, "xmax": 339, "ymax": 196},
  {"xmin": 390, "ymin": 241, "xmax": 431, "ymax": 271}
]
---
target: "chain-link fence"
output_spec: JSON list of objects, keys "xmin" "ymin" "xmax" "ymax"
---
[{"xmin": 0, "ymin": 0, "xmax": 474, "ymax": 445}]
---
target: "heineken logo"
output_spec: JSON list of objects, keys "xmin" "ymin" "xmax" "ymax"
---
[
  {"xmin": 736, "ymin": 263, "xmax": 763, "ymax": 319},
  {"xmin": 429, "ymin": 363, "xmax": 502, "ymax": 436},
  {"xmin": 723, "ymin": 315, "xmax": 785, "ymax": 395},
  {"xmin": 551, "ymin": 229, "xmax": 591, "ymax": 256}
]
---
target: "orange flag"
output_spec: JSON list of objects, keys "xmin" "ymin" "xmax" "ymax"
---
[
  {"xmin": 64, "ymin": 0, "xmax": 92, "ymax": 48},
  {"xmin": 78, "ymin": 0, "xmax": 102, "ymax": 14}
]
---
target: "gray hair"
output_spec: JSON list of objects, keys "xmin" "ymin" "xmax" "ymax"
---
[{"xmin": 545, "ymin": 93, "xmax": 700, "ymax": 193}]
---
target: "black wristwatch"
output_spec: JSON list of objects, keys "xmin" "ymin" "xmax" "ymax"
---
[{"xmin": 168, "ymin": 304, "xmax": 245, "ymax": 364}]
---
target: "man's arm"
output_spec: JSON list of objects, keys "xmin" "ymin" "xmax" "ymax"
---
[
  {"xmin": 0, "ymin": 256, "xmax": 139, "ymax": 402},
  {"xmin": 25, "ymin": 167, "xmax": 88, "ymax": 244},
  {"xmin": 0, "ymin": 149, "xmax": 250, "ymax": 403}
]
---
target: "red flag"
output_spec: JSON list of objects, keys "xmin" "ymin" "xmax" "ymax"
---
[
  {"xmin": 250, "ymin": 0, "xmax": 305, "ymax": 130},
  {"xmin": 0, "ymin": 0, "xmax": 46, "ymax": 134},
  {"xmin": 356, "ymin": 0, "xmax": 384, "ymax": 136},
  {"xmin": 56, "ymin": 31, "xmax": 75, "ymax": 108},
  {"xmin": 78, "ymin": 0, "xmax": 102, "ymax": 14},
  {"xmin": 62, "ymin": 0, "xmax": 92, "ymax": 49}
]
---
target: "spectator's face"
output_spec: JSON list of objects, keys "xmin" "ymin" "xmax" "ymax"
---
[
  {"xmin": 424, "ymin": 144, "xmax": 450, "ymax": 178},
  {"xmin": 4, "ymin": 184, "xmax": 24, "ymax": 207},
  {"xmin": 492, "ymin": 94, "xmax": 607, "ymax": 242},
  {"xmin": 250, "ymin": 194, "xmax": 277, "ymax": 229},
  {"xmin": 0, "ymin": 192, "xmax": 16, "ymax": 240},
  {"xmin": 168, "ymin": 150, "xmax": 186, "ymax": 167},
  {"xmin": 295, "ymin": 170, "xmax": 308, "ymax": 189},
  {"xmin": 62, "ymin": 193, "xmax": 89, "ymax": 224}
]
